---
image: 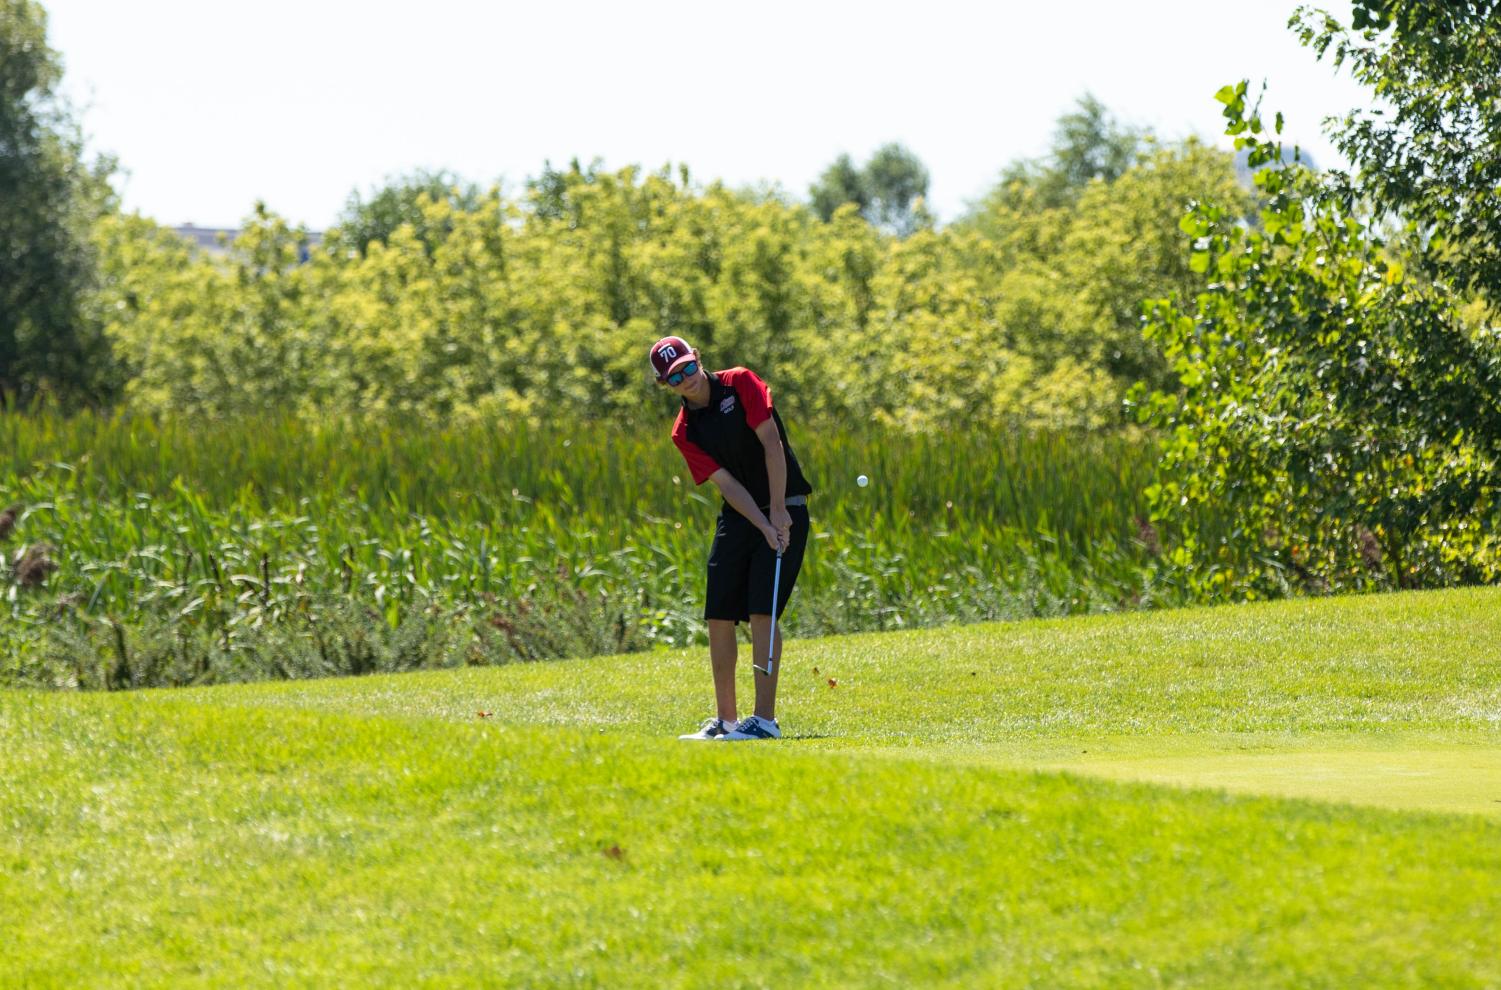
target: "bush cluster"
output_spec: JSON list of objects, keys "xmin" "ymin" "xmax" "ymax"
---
[{"xmin": 91, "ymin": 146, "xmax": 1244, "ymax": 433}]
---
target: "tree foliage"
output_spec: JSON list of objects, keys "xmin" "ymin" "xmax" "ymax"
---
[
  {"xmin": 808, "ymin": 154, "xmax": 868, "ymax": 224},
  {"xmin": 966, "ymin": 136, "xmax": 1250, "ymax": 396},
  {"xmin": 0, "ymin": 0, "xmax": 118, "ymax": 410},
  {"xmin": 809, "ymin": 143, "xmax": 931, "ymax": 236},
  {"xmin": 85, "ymin": 94, "xmax": 1245, "ymax": 434},
  {"xmin": 862, "ymin": 143, "xmax": 933, "ymax": 237},
  {"xmin": 333, "ymin": 168, "xmax": 489, "ymax": 257},
  {"xmin": 976, "ymin": 95, "xmax": 1146, "ymax": 215},
  {"xmin": 93, "ymin": 125, "xmax": 1235, "ymax": 433},
  {"xmin": 1296, "ymin": 0, "xmax": 1501, "ymax": 300},
  {"xmin": 1137, "ymin": 1, "xmax": 1501, "ymax": 600}
]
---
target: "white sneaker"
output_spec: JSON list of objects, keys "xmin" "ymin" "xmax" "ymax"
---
[
  {"xmin": 679, "ymin": 717, "xmax": 737, "ymax": 741},
  {"xmin": 720, "ymin": 714, "xmax": 781, "ymax": 741}
]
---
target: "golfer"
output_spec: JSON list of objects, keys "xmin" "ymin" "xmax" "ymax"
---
[{"xmin": 649, "ymin": 336, "xmax": 813, "ymax": 742}]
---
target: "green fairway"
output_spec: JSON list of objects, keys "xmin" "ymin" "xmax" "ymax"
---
[
  {"xmin": 913, "ymin": 737, "xmax": 1501, "ymax": 818},
  {"xmin": 5, "ymin": 587, "xmax": 1501, "ymax": 987}
]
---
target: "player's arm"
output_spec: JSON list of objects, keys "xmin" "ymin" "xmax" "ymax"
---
[
  {"xmin": 754, "ymin": 418, "xmax": 788, "ymax": 514},
  {"xmin": 709, "ymin": 469, "xmax": 778, "ymax": 549},
  {"xmin": 727, "ymin": 368, "xmax": 789, "ymax": 547}
]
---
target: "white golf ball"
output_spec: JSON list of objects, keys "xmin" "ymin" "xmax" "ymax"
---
[{"xmin": 857, "ymin": 474, "xmax": 869, "ymax": 487}]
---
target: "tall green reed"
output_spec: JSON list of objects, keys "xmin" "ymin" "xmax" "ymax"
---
[{"xmin": 1, "ymin": 412, "xmax": 1181, "ymax": 689}]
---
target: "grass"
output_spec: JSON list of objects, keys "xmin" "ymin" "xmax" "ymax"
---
[
  {"xmin": 1, "ymin": 413, "xmax": 1184, "ymax": 687},
  {"xmin": 4, "ymin": 586, "xmax": 1500, "ymax": 987}
]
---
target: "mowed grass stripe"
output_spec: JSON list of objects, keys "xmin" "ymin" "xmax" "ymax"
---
[
  {"xmin": 3, "ymin": 695, "xmax": 1499, "ymax": 989},
  {"xmin": 1041, "ymin": 745, "xmax": 1501, "ymax": 817},
  {"xmin": 154, "ymin": 585, "xmax": 1501, "ymax": 743},
  {"xmin": 881, "ymin": 738, "xmax": 1501, "ymax": 818},
  {"xmin": 103, "ymin": 584, "xmax": 1501, "ymax": 818}
]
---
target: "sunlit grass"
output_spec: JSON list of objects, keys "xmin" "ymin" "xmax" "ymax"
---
[{"xmin": 3, "ymin": 587, "xmax": 1499, "ymax": 987}]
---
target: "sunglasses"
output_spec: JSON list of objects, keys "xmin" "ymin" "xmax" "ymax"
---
[{"xmin": 662, "ymin": 361, "xmax": 699, "ymax": 386}]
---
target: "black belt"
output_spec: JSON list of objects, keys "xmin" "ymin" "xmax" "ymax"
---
[{"xmin": 762, "ymin": 495, "xmax": 807, "ymax": 510}]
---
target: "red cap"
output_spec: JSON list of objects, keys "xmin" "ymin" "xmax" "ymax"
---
[{"xmin": 648, "ymin": 336, "xmax": 696, "ymax": 380}]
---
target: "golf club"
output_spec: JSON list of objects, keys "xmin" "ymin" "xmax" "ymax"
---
[{"xmin": 754, "ymin": 550, "xmax": 783, "ymax": 677}]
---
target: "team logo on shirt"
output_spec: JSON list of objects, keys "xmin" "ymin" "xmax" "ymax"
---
[{"xmin": 720, "ymin": 395, "xmax": 737, "ymax": 414}]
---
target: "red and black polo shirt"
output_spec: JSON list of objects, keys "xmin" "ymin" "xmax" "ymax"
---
[{"xmin": 671, "ymin": 368, "xmax": 813, "ymax": 510}]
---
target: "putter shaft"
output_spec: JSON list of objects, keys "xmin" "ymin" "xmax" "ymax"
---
[{"xmin": 759, "ymin": 551, "xmax": 783, "ymax": 676}]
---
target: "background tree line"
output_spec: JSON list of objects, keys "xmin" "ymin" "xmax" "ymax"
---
[
  {"xmin": 2, "ymin": 2, "xmax": 1245, "ymax": 432},
  {"xmin": 101, "ymin": 125, "xmax": 1238, "ymax": 431}
]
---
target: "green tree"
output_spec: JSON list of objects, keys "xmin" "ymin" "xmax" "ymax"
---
[
  {"xmin": 1138, "ymin": 39, "xmax": 1501, "ymax": 601},
  {"xmin": 863, "ymin": 143, "xmax": 931, "ymax": 237},
  {"xmin": 1296, "ymin": 0, "xmax": 1501, "ymax": 299},
  {"xmin": 976, "ymin": 94, "xmax": 1146, "ymax": 217},
  {"xmin": 0, "ymin": 0, "xmax": 118, "ymax": 410},
  {"xmin": 1048, "ymin": 94, "xmax": 1145, "ymax": 196},
  {"xmin": 525, "ymin": 157, "xmax": 604, "ymax": 222},
  {"xmin": 808, "ymin": 153, "xmax": 869, "ymax": 223},
  {"xmin": 96, "ymin": 205, "xmax": 333, "ymax": 419},
  {"xmin": 809, "ymin": 144, "xmax": 929, "ymax": 236},
  {"xmin": 965, "ymin": 109, "xmax": 1248, "ymax": 404},
  {"xmin": 332, "ymin": 168, "xmax": 488, "ymax": 257},
  {"xmin": 1062, "ymin": 140, "xmax": 1249, "ymax": 391}
]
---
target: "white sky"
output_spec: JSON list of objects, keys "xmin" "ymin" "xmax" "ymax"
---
[{"xmin": 43, "ymin": 0, "xmax": 1368, "ymax": 231}]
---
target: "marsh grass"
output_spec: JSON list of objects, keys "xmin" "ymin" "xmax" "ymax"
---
[{"xmin": 2, "ymin": 412, "xmax": 1187, "ymax": 688}]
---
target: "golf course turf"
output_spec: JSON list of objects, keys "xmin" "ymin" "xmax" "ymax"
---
[{"xmin": 4, "ymin": 586, "xmax": 1499, "ymax": 987}]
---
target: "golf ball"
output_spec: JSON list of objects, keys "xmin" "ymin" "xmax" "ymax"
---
[{"xmin": 857, "ymin": 474, "xmax": 869, "ymax": 487}]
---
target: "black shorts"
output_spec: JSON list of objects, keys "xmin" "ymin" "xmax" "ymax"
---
[{"xmin": 704, "ymin": 504, "xmax": 810, "ymax": 623}]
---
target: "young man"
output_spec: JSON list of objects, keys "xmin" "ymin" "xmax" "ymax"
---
[{"xmin": 649, "ymin": 335, "xmax": 813, "ymax": 742}]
